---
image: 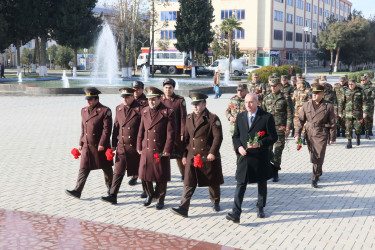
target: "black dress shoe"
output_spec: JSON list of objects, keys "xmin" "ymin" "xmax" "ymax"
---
[
  {"xmin": 226, "ymin": 213, "xmax": 240, "ymax": 223},
  {"xmin": 171, "ymin": 207, "xmax": 188, "ymax": 217},
  {"xmin": 356, "ymin": 135, "xmax": 361, "ymax": 146},
  {"xmin": 128, "ymin": 177, "xmax": 138, "ymax": 186},
  {"xmin": 101, "ymin": 195, "xmax": 117, "ymax": 204},
  {"xmin": 144, "ymin": 196, "xmax": 153, "ymax": 206},
  {"xmin": 65, "ymin": 189, "xmax": 81, "ymax": 199},
  {"xmin": 212, "ymin": 203, "xmax": 220, "ymax": 212},
  {"xmin": 155, "ymin": 202, "xmax": 164, "ymax": 210},
  {"xmin": 257, "ymin": 207, "xmax": 265, "ymax": 218},
  {"xmin": 311, "ymin": 180, "xmax": 318, "ymax": 188},
  {"xmin": 140, "ymin": 191, "xmax": 147, "ymax": 198}
]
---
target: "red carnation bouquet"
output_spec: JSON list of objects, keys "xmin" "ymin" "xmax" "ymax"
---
[
  {"xmin": 71, "ymin": 148, "xmax": 81, "ymax": 159},
  {"xmin": 360, "ymin": 119, "xmax": 363, "ymax": 124},
  {"xmin": 193, "ymin": 154, "xmax": 204, "ymax": 168},
  {"xmin": 247, "ymin": 131, "xmax": 266, "ymax": 148},
  {"xmin": 153, "ymin": 153, "xmax": 165, "ymax": 162},
  {"xmin": 105, "ymin": 148, "xmax": 115, "ymax": 161},
  {"xmin": 296, "ymin": 139, "xmax": 303, "ymax": 151},
  {"xmin": 280, "ymin": 126, "xmax": 286, "ymax": 131}
]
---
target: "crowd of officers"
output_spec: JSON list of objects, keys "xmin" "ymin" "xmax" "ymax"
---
[
  {"xmin": 64, "ymin": 71, "xmax": 374, "ymax": 219},
  {"xmin": 226, "ymin": 72, "xmax": 375, "ymax": 182}
]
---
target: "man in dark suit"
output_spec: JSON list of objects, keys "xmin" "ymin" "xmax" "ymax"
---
[
  {"xmin": 226, "ymin": 93, "xmax": 278, "ymax": 223},
  {"xmin": 66, "ymin": 87, "xmax": 113, "ymax": 199}
]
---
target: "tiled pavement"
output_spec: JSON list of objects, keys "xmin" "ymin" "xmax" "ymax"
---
[{"xmin": 0, "ymin": 93, "xmax": 374, "ymax": 249}]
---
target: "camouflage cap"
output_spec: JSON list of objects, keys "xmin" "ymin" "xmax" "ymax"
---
[
  {"xmin": 319, "ymin": 79, "xmax": 327, "ymax": 84},
  {"xmin": 272, "ymin": 73, "xmax": 279, "ymax": 77},
  {"xmin": 312, "ymin": 78, "xmax": 319, "ymax": 84},
  {"xmin": 320, "ymin": 75, "xmax": 327, "ymax": 81},
  {"xmin": 296, "ymin": 73, "xmax": 302, "ymax": 78},
  {"xmin": 270, "ymin": 78, "xmax": 280, "ymax": 86},
  {"xmin": 237, "ymin": 83, "xmax": 248, "ymax": 91},
  {"xmin": 302, "ymin": 73, "xmax": 306, "ymax": 79},
  {"xmin": 364, "ymin": 73, "xmax": 370, "ymax": 77},
  {"xmin": 360, "ymin": 76, "xmax": 366, "ymax": 81},
  {"xmin": 252, "ymin": 73, "xmax": 259, "ymax": 77},
  {"xmin": 281, "ymin": 75, "xmax": 288, "ymax": 80},
  {"xmin": 297, "ymin": 79, "xmax": 305, "ymax": 84},
  {"xmin": 343, "ymin": 74, "xmax": 348, "ymax": 79},
  {"xmin": 339, "ymin": 76, "xmax": 346, "ymax": 81},
  {"xmin": 349, "ymin": 79, "xmax": 356, "ymax": 84},
  {"xmin": 290, "ymin": 76, "xmax": 296, "ymax": 80}
]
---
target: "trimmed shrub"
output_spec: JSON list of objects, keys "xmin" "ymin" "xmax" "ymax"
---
[{"xmin": 248, "ymin": 65, "xmax": 302, "ymax": 83}]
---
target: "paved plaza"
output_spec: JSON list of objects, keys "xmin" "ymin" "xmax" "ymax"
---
[{"xmin": 0, "ymin": 92, "xmax": 375, "ymax": 249}]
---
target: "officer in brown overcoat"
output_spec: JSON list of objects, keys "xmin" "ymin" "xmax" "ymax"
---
[
  {"xmin": 66, "ymin": 87, "xmax": 113, "ymax": 199},
  {"xmin": 295, "ymin": 85, "xmax": 336, "ymax": 188},
  {"xmin": 137, "ymin": 86, "xmax": 176, "ymax": 210},
  {"xmin": 101, "ymin": 88, "xmax": 144, "ymax": 204},
  {"xmin": 128, "ymin": 81, "xmax": 148, "ymax": 190},
  {"xmin": 161, "ymin": 78, "xmax": 187, "ymax": 181},
  {"xmin": 171, "ymin": 93, "xmax": 224, "ymax": 218}
]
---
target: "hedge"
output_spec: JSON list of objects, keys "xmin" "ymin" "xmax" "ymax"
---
[
  {"xmin": 248, "ymin": 65, "xmax": 302, "ymax": 83},
  {"xmin": 347, "ymin": 71, "xmax": 374, "ymax": 83}
]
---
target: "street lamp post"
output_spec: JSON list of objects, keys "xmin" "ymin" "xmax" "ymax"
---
[{"xmin": 303, "ymin": 26, "xmax": 312, "ymax": 75}]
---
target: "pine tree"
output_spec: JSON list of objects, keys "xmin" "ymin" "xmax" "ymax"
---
[{"xmin": 175, "ymin": 0, "xmax": 214, "ymax": 78}]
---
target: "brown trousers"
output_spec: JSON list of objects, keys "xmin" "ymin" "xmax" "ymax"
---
[
  {"xmin": 74, "ymin": 167, "xmax": 113, "ymax": 193},
  {"xmin": 180, "ymin": 184, "xmax": 220, "ymax": 210},
  {"xmin": 312, "ymin": 164, "xmax": 323, "ymax": 181},
  {"xmin": 109, "ymin": 174, "xmax": 124, "ymax": 196},
  {"xmin": 142, "ymin": 180, "xmax": 167, "ymax": 203},
  {"xmin": 176, "ymin": 158, "xmax": 185, "ymax": 177}
]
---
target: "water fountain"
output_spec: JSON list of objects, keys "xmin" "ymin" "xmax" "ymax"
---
[
  {"xmin": 141, "ymin": 65, "xmax": 149, "ymax": 82},
  {"xmin": 91, "ymin": 22, "xmax": 119, "ymax": 85},
  {"xmin": 62, "ymin": 70, "xmax": 70, "ymax": 88},
  {"xmin": 224, "ymin": 71, "xmax": 230, "ymax": 85},
  {"xmin": 18, "ymin": 73, "xmax": 22, "ymax": 84}
]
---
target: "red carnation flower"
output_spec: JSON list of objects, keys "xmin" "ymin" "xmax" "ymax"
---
[
  {"xmin": 360, "ymin": 120, "xmax": 363, "ymax": 124},
  {"xmin": 255, "ymin": 91, "xmax": 259, "ymax": 94},
  {"xmin": 105, "ymin": 148, "xmax": 115, "ymax": 161},
  {"xmin": 193, "ymin": 154, "xmax": 203, "ymax": 168},
  {"xmin": 258, "ymin": 131, "xmax": 266, "ymax": 137},
  {"xmin": 280, "ymin": 126, "xmax": 286, "ymax": 130},
  {"xmin": 71, "ymin": 148, "xmax": 81, "ymax": 159},
  {"xmin": 154, "ymin": 153, "xmax": 160, "ymax": 162}
]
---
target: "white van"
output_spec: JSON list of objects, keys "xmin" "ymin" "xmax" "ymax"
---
[
  {"xmin": 207, "ymin": 59, "xmax": 246, "ymax": 76},
  {"xmin": 136, "ymin": 51, "xmax": 190, "ymax": 74}
]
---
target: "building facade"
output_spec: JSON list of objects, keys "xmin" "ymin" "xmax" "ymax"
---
[{"xmin": 154, "ymin": 0, "xmax": 352, "ymax": 66}]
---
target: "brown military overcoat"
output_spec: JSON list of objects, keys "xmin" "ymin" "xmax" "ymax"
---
[
  {"xmin": 183, "ymin": 109, "xmax": 224, "ymax": 187},
  {"xmin": 112, "ymin": 101, "xmax": 143, "ymax": 176},
  {"xmin": 79, "ymin": 102, "xmax": 113, "ymax": 170},
  {"xmin": 137, "ymin": 103, "xmax": 176, "ymax": 182},
  {"xmin": 295, "ymin": 100, "xmax": 336, "ymax": 165},
  {"xmin": 161, "ymin": 93, "xmax": 187, "ymax": 158}
]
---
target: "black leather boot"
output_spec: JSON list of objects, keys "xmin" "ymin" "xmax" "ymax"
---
[
  {"xmin": 356, "ymin": 134, "xmax": 360, "ymax": 146},
  {"xmin": 365, "ymin": 131, "xmax": 369, "ymax": 139},
  {"xmin": 272, "ymin": 170, "xmax": 279, "ymax": 182},
  {"xmin": 337, "ymin": 128, "xmax": 341, "ymax": 137},
  {"xmin": 171, "ymin": 207, "xmax": 188, "ymax": 217},
  {"xmin": 361, "ymin": 127, "xmax": 365, "ymax": 135},
  {"xmin": 302, "ymin": 136, "xmax": 306, "ymax": 145},
  {"xmin": 346, "ymin": 139, "xmax": 352, "ymax": 149},
  {"xmin": 101, "ymin": 195, "xmax": 117, "ymax": 204}
]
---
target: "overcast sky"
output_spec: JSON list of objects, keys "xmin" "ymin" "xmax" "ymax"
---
[{"xmin": 96, "ymin": 0, "xmax": 375, "ymax": 19}]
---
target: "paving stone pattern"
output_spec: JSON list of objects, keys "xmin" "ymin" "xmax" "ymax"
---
[{"xmin": 0, "ymin": 94, "xmax": 374, "ymax": 249}]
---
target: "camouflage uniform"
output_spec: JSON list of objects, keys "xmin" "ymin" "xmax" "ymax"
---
[
  {"xmin": 339, "ymin": 84, "xmax": 369, "ymax": 140},
  {"xmin": 281, "ymin": 82, "xmax": 295, "ymax": 97},
  {"xmin": 248, "ymin": 81, "xmax": 267, "ymax": 106},
  {"xmin": 292, "ymin": 83, "xmax": 310, "ymax": 135},
  {"xmin": 361, "ymin": 79, "xmax": 375, "ymax": 135},
  {"xmin": 334, "ymin": 77, "xmax": 348, "ymax": 136},
  {"xmin": 261, "ymin": 79, "xmax": 293, "ymax": 173},
  {"xmin": 225, "ymin": 95, "xmax": 246, "ymax": 135}
]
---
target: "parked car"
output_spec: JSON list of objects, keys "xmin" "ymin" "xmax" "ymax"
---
[
  {"xmin": 207, "ymin": 59, "xmax": 246, "ymax": 76},
  {"xmin": 245, "ymin": 65, "xmax": 263, "ymax": 75},
  {"xmin": 195, "ymin": 66, "xmax": 214, "ymax": 76}
]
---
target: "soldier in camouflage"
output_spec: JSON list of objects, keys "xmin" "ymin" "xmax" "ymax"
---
[
  {"xmin": 302, "ymin": 74, "xmax": 311, "ymax": 88},
  {"xmin": 360, "ymin": 76, "xmax": 375, "ymax": 139},
  {"xmin": 226, "ymin": 83, "xmax": 248, "ymax": 135},
  {"xmin": 320, "ymin": 79, "xmax": 337, "ymax": 108},
  {"xmin": 248, "ymin": 73, "xmax": 267, "ymax": 106},
  {"xmin": 364, "ymin": 73, "xmax": 374, "ymax": 136},
  {"xmin": 290, "ymin": 76, "xmax": 297, "ymax": 89},
  {"xmin": 338, "ymin": 79, "xmax": 369, "ymax": 148},
  {"xmin": 261, "ymin": 78, "xmax": 293, "ymax": 182},
  {"xmin": 333, "ymin": 76, "xmax": 348, "ymax": 137},
  {"xmin": 281, "ymin": 75, "xmax": 295, "ymax": 97},
  {"xmin": 292, "ymin": 79, "xmax": 311, "ymax": 144}
]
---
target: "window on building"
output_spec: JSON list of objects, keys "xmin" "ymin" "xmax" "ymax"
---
[
  {"xmin": 345, "ymin": 6, "xmax": 348, "ymax": 12},
  {"xmin": 296, "ymin": 16, "xmax": 303, "ymax": 26},
  {"xmin": 332, "ymin": 0, "xmax": 335, "ymax": 7},
  {"xmin": 234, "ymin": 29, "xmax": 245, "ymax": 39},
  {"xmin": 287, "ymin": 0, "xmax": 293, "ymax": 6},
  {"xmin": 325, "ymin": 0, "xmax": 330, "ymax": 4},
  {"xmin": 274, "ymin": 10, "xmax": 283, "ymax": 22},
  {"xmin": 325, "ymin": 10, "xmax": 329, "ymax": 17},
  {"xmin": 296, "ymin": 33, "xmax": 303, "ymax": 42},
  {"xmin": 297, "ymin": 0, "xmax": 304, "ymax": 9},
  {"xmin": 313, "ymin": 5, "xmax": 317, "ymax": 14},
  {"xmin": 275, "ymin": 0, "xmax": 283, "ymax": 2},
  {"xmin": 287, "ymin": 13, "xmax": 293, "ymax": 24},
  {"xmin": 161, "ymin": 30, "xmax": 176, "ymax": 40},
  {"xmin": 305, "ymin": 34, "xmax": 310, "ymax": 43},
  {"xmin": 313, "ymin": 20, "xmax": 317, "ymax": 28},
  {"xmin": 161, "ymin": 11, "xmax": 177, "ymax": 21},
  {"xmin": 305, "ymin": 18, "xmax": 311, "ymax": 27},
  {"xmin": 306, "ymin": 2, "xmax": 311, "ymax": 12},
  {"xmin": 221, "ymin": 9, "xmax": 245, "ymax": 20},
  {"xmin": 340, "ymin": 3, "xmax": 343, "ymax": 11},
  {"xmin": 319, "ymin": 8, "xmax": 322, "ymax": 16},
  {"xmin": 286, "ymin": 31, "xmax": 293, "ymax": 41},
  {"xmin": 336, "ymin": 1, "xmax": 339, "ymax": 8},
  {"xmin": 274, "ymin": 30, "xmax": 283, "ymax": 40},
  {"xmin": 319, "ymin": 22, "xmax": 322, "ymax": 29}
]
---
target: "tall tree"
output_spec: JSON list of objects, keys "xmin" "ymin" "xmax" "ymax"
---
[
  {"xmin": 53, "ymin": 0, "xmax": 101, "ymax": 77},
  {"xmin": 220, "ymin": 17, "xmax": 242, "ymax": 75},
  {"xmin": 0, "ymin": 2, "xmax": 9, "ymax": 52},
  {"xmin": 175, "ymin": 0, "xmax": 214, "ymax": 78}
]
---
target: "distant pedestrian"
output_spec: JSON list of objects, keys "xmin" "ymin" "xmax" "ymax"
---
[
  {"xmin": 0, "ymin": 63, "xmax": 5, "ymax": 78},
  {"xmin": 329, "ymin": 63, "xmax": 333, "ymax": 75},
  {"xmin": 213, "ymin": 70, "xmax": 221, "ymax": 98},
  {"xmin": 288, "ymin": 65, "xmax": 295, "ymax": 78}
]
